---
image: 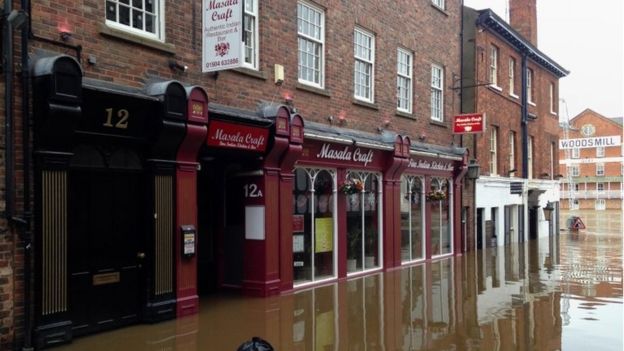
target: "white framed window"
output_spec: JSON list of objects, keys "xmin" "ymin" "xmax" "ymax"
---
[
  {"xmin": 549, "ymin": 82, "xmax": 556, "ymax": 114},
  {"xmin": 595, "ymin": 199, "xmax": 606, "ymax": 210},
  {"xmin": 570, "ymin": 165, "xmax": 579, "ymax": 177},
  {"xmin": 105, "ymin": 0, "xmax": 164, "ymax": 40},
  {"xmin": 432, "ymin": 0, "xmax": 445, "ymax": 10},
  {"xmin": 298, "ymin": 1, "xmax": 325, "ymax": 87},
  {"xmin": 489, "ymin": 126, "xmax": 498, "ymax": 175},
  {"xmin": 243, "ymin": 0, "xmax": 259, "ymax": 69},
  {"xmin": 397, "ymin": 49, "xmax": 413, "ymax": 113},
  {"xmin": 596, "ymin": 163, "xmax": 605, "ymax": 176},
  {"xmin": 571, "ymin": 199, "xmax": 579, "ymax": 210},
  {"xmin": 550, "ymin": 142, "xmax": 555, "ymax": 180},
  {"xmin": 431, "ymin": 64, "xmax": 444, "ymax": 121},
  {"xmin": 596, "ymin": 146, "xmax": 605, "ymax": 158},
  {"xmin": 527, "ymin": 69, "xmax": 534, "ymax": 104},
  {"xmin": 572, "ymin": 147, "xmax": 580, "ymax": 159},
  {"xmin": 400, "ymin": 176, "xmax": 425, "ymax": 262},
  {"xmin": 354, "ymin": 28, "xmax": 375, "ymax": 102},
  {"xmin": 489, "ymin": 45, "xmax": 499, "ymax": 87},
  {"xmin": 528, "ymin": 136, "xmax": 534, "ymax": 179},
  {"xmin": 509, "ymin": 131, "xmax": 515, "ymax": 176},
  {"xmin": 509, "ymin": 57, "xmax": 516, "ymax": 96},
  {"xmin": 597, "ymin": 182, "xmax": 605, "ymax": 192}
]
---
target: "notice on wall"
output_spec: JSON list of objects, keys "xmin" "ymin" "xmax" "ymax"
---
[
  {"xmin": 202, "ymin": 0, "xmax": 243, "ymax": 72},
  {"xmin": 293, "ymin": 234, "xmax": 305, "ymax": 253},
  {"xmin": 314, "ymin": 218, "xmax": 333, "ymax": 253},
  {"xmin": 245, "ymin": 205, "xmax": 265, "ymax": 240}
]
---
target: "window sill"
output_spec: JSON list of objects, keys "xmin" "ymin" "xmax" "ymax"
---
[
  {"xmin": 528, "ymin": 101, "xmax": 536, "ymax": 107},
  {"xmin": 99, "ymin": 24, "xmax": 176, "ymax": 55},
  {"xmin": 431, "ymin": 3, "xmax": 449, "ymax": 16},
  {"xmin": 550, "ymin": 111, "xmax": 558, "ymax": 117},
  {"xmin": 509, "ymin": 93, "xmax": 519, "ymax": 99},
  {"xmin": 488, "ymin": 84, "xmax": 503, "ymax": 92},
  {"xmin": 352, "ymin": 98, "xmax": 378, "ymax": 110},
  {"xmin": 396, "ymin": 110, "xmax": 416, "ymax": 120},
  {"xmin": 296, "ymin": 83, "xmax": 332, "ymax": 97},
  {"xmin": 232, "ymin": 67, "xmax": 267, "ymax": 80},
  {"xmin": 430, "ymin": 119, "xmax": 447, "ymax": 128}
]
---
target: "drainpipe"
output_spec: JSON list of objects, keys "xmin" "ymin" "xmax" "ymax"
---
[
  {"xmin": 3, "ymin": 0, "xmax": 15, "ymax": 221},
  {"xmin": 20, "ymin": 0, "xmax": 33, "ymax": 350},
  {"xmin": 521, "ymin": 52, "xmax": 528, "ymax": 178}
]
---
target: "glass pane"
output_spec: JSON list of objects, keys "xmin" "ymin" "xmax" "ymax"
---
[
  {"xmin": 314, "ymin": 170, "xmax": 334, "ymax": 280},
  {"xmin": 400, "ymin": 178, "xmax": 411, "ymax": 261},
  {"xmin": 106, "ymin": 1, "xmax": 117, "ymax": 21},
  {"xmin": 132, "ymin": 0, "xmax": 143, "ymax": 9},
  {"xmin": 411, "ymin": 180, "xmax": 423, "ymax": 260},
  {"xmin": 119, "ymin": 0, "xmax": 130, "ymax": 4},
  {"xmin": 145, "ymin": 13, "xmax": 154, "ymax": 33},
  {"xmin": 132, "ymin": 9, "xmax": 143, "ymax": 29},
  {"xmin": 145, "ymin": 0, "xmax": 154, "ymax": 12},
  {"xmin": 293, "ymin": 169, "xmax": 312, "ymax": 284},
  {"xmin": 346, "ymin": 191, "xmax": 362, "ymax": 273},
  {"xmin": 440, "ymin": 181, "xmax": 451, "ymax": 254},
  {"xmin": 119, "ymin": 5, "xmax": 130, "ymax": 26}
]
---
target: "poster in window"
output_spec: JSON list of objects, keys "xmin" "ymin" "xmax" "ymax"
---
[
  {"xmin": 293, "ymin": 234, "xmax": 305, "ymax": 253},
  {"xmin": 315, "ymin": 218, "xmax": 333, "ymax": 253}
]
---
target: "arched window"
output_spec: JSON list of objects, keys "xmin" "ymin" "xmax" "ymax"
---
[
  {"xmin": 400, "ymin": 176, "xmax": 425, "ymax": 262},
  {"xmin": 429, "ymin": 178, "xmax": 452, "ymax": 256}
]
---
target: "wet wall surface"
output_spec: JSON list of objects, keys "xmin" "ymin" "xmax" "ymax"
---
[{"xmin": 54, "ymin": 210, "xmax": 622, "ymax": 351}]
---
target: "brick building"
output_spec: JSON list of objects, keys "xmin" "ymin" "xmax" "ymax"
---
[
  {"xmin": 0, "ymin": 0, "xmax": 467, "ymax": 349},
  {"xmin": 461, "ymin": 0, "xmax": 568, "ymax": 250},
  {"xmin": 559, "ymin": 109, "xmax": 623, "ymax": 210}
]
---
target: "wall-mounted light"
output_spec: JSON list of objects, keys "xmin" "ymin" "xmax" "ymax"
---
[
  {"xmin": 169, "ymin": 60, "xmax": 188, "ymax": 72},
  {"xmin": 60, "ymin": 31, "xmax": 72, "ymax": 41},
  {"xmin": 466, "ymin": 159, "xmax": 481, "ymax": 180}
]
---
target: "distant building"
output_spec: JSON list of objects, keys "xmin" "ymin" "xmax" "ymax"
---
[
  {"xmin": 461, "ymin": 0, "xmax": 569, "ymax": 249},
  {"xmin": 559, "ymin": 109, "xmax": 623, "ymax": 210}
]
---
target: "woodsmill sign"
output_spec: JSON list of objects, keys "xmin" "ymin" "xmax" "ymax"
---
[
  {"xmin": 559, "ymin": 136, "xmax": 621, "ymax": 149},
  {"xmin": 202, "ymin": 0, "xmax": 243, "ymax": 72},
  {"xmin": 453, "ymin": 113, "xmax": 485, "ymax": 134}
]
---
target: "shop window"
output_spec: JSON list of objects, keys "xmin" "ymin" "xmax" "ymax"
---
[
  {"xmin": 293, "ymin": 168, "xmax": 337, "ymax": 286},
  {"xmin": 105, "ymin": 0, "xmax": 164, "ymax": 40},
  {"xmin": 430, "ymin": 178, "xmax": 452, "ymax": 256},
  {"xmin": 344, "ymin": 171, "xmax": 382, "ymax": 274},
  {"xmin": 400, "ymin": 176, "xmax": 425, "ymax": 262}
]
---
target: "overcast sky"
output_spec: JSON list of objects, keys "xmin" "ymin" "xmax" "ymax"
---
[{"xmin": 463, "ymin": 0, "xmax": 624, "ymax": 121}]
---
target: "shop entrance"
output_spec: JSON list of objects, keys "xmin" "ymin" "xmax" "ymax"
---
[{"xmin": 68, "ymin": 162, "xmax": 145, "ymax": 335}]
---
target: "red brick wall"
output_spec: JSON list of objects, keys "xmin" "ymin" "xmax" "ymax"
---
[{"xmin": 1, "ymin": 0, "xmax": 462, "ymax": 348}]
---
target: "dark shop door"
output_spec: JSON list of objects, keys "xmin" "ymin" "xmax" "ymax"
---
[
  {"xmin": 222, "ymin": 175, "xmax": 246, "ymax": 288},
  {"xmin": 68, "ymin": 170, "xmax": 145, "ymax": 335}
]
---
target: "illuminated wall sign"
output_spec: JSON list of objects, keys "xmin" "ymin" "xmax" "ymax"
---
[
  {"xmin": 202, "ymin": 0, "xmax": 243, "ymax": 72},
  {"xmin": 408, "ymin": 158, "xmax": 454, "ymax": 171},
  {"xmin": 559, "ymin": 136, "xmax": 621, "ymax": 149},
  {"xmin": 207, "ymin": 120, "xmax": 268, "ymax": 152},
  {"xmin": 315, "ymin": 143, "xmax": 374, "ymax": 166},
  {"xmin": 453, "ymin": 113, "xmax": 485, "ymax": 134}
]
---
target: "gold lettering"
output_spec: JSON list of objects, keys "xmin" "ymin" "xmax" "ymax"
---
[{"xmin": 103, "ymin": 108, "xmax": 130, "ymax": 129}]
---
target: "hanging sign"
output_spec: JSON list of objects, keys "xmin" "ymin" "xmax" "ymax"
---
[
  {"xmin": 207, "ymin": 120, "xmax": 268, "ymax": 152},
  {"xmin": 202, "ymin": 0, "xmax": 244, "ymax": 72},
  {"xmin": 453, "ymin": 113, "xmax": 485, "ymax": 134}
]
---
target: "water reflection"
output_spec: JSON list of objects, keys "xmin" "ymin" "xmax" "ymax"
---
[{"xmin": 55, "ymin": 211, "xmax": 622, "ymax": 351}]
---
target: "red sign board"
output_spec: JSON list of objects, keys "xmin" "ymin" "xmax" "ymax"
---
[
  {"xmin": 207, "ymin": 120, "xmax": 268, "ymax": 152},
  {"xmin": 292, "ymin": 215, "xmax": 305, "ymax": 233},
  {"xmin": 453, "ymin": 113, "xmax": 485, "ymax": 134}
]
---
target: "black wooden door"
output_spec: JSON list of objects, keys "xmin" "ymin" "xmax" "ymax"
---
[{"xmin": 68, "ymin": 170, "xmax": 145, "ymax": 335}]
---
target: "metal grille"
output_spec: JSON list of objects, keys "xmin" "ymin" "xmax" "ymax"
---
[
  {"xmin": 154, "ymin": 175, "xmax": 173, "ymax": 295},
  {"xmin": 42, "ymin": 170, "xmax": 67, "ymax": 315}
]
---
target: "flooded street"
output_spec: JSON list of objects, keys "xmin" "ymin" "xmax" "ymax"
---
[{"xmin": 54, "ymin": 210, "xmax": 622, "ymax": 351}]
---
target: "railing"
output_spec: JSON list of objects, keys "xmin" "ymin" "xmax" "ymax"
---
[{"xmin": 560, "ymin": 190, "xmax": 624, "ymax": 199}]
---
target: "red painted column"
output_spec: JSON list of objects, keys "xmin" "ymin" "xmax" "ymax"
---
[
  {"xmin": 453, "ymin": 155, "xmax": 468, "ymax": 254},
  {"xmin": 175, "ymin": 87, "xmax": 208, "ymax": 317}
]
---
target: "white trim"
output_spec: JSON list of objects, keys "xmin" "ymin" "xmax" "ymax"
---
[
  {"xmin": 297, "ymin": 1, "xmax": 325, "ymax": 88},
  {"xmin": 105, "ymin": 0, "xmax": 165, "ymax": 41},
  {"xmin": 353, "ymin": 27, "xmax": 375, "ymax": 103},
  {"xmin": 431, "ymin": 64, "xmax": 444, "ymax": 121},
  {"xmin": 397, "ymin": 48, "xmax": 413, "ymax": 113}
]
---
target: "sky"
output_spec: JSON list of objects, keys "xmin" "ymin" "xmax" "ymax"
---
[{"xmin": 463, "ymin": 0, "xmax": 624, "ymax": 121}]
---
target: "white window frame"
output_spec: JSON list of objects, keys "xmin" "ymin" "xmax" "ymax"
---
[
  {"xmin": 397, "ymin": 48, "xmax": 413, "ymax": 113},
  {"xmin": 572, "ymin": 147, "xmax": 580, "ymax": 159},
  {"xmin": 509, "ymin": 131, "xmax": 515, "ymax": 176},
  {"xmin": 597, "ymin": 182, "xmax": 605, "ymax": 192},
  {"xmin": 527, "ymin": 69, "xmax": 534, "ymax": 104},
  {"xmin": 431, "ymin": 64, "xmax": 444, "ymax": 122},
  {"xmin": 432, "ymin": 0, "xmax": 445, "ymax": 10},
  {"xmin": 105, "ymin": 0, "xmax": 165, "ymax": 41},
  {"xmin": 489, "ymin": 45, "xmax": 499, "ymax": 87},
  {"xmin": 571, "ymin": 165, "xmax": 580, "ymax": 177},
  {"xmin": 549, "ymin": 82, "xmax": 556, "ymax": 114},
  {"xmin": 353, "ymin": 27, "xmax": 375, "ymax": 102},
  {"xmin": 595, "ymin": 199, "xmax": 606, "ymax": 210},
  {"xmin": 596, "ymin": 146, "xmax": 605, "ymax": 158},
  {"xmin": 297, "ymin": 1, "xmax": 325, "ymax": 88},
  {"xmin": 596, "ymin": 163, "xmax": 605, "ymax": 176},
  {"xmin": 243, "ymin": 0, "xmax": 259, "ymax": 70},
  {"xmin": 489, "ymin": 126, "xmax": 498, "ymax": 175},
  {"xmin": 509, "ymin": 57, "xmax": 517, "ymax": 97}
]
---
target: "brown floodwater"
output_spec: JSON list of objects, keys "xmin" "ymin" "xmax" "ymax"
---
[{"xmin": 54, "ymin": 210, "xmax": 622, "ymax": 351}]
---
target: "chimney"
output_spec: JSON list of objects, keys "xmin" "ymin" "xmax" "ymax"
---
[{"xmin": 509, "ymin": 0, "xmax": 537, "ymax": 46}]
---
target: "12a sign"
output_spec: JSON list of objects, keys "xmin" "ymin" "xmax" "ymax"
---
[{"xmin": 453, "ymin": 113, "xmax": 485, "ymax": 134}]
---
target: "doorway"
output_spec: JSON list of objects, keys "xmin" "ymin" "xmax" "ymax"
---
[{"xmin": 68, "ymin": 169, "xmax": 145, "ymax": 336}]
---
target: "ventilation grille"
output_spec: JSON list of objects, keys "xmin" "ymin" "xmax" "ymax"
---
[{"xmin": 154, "ymin": 175, "xmax": 173, "ymax": 296}]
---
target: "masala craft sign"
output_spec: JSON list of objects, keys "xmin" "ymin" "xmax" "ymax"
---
[
  {"xmin": 202, "ymin": 0, "xmax": 243, "ymax": 72},
  {"xmin": 207, "ymin": 120, "xmax": 268, "ymax": 152},
  {"xmin": 453, "ymin": 113, "xmax": 485, "ymax": 134}
]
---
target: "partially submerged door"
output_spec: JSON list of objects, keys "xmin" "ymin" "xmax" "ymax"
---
[{"xmin": 68, "ymin": 168, "xmax": 145, "ymax": 335}]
